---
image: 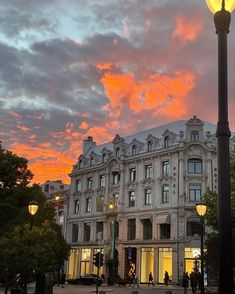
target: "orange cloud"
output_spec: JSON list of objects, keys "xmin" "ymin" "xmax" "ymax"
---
[
  {"xmin": 101, "ymin": 70, "xmax": 196, "ymax": 119},
  {"xmin": 80, "ymin": 121, "xmax": 89, "ymax": 129},
  {"xmin": 96, "ymin": 63, "xmax": 112, "ymax": 70},
  {"xmin": 172, "ymin": 16, "xmax": 203, "ymax": 43}
]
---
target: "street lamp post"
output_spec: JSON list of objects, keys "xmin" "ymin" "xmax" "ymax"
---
[
  {"xmin": 28, "ymin": 200, "xmax": 39, "ymax": 230},
  {"xmin": 107, "ymin": 201, "xmax": 117, "ymax": 285},
  {"xmin": 196, "ymin": 203, "xmax": 207, "ymax": 294},
  {"xmin": 205, "ymin": 0, "xmax": 234, "ymax": 292}
]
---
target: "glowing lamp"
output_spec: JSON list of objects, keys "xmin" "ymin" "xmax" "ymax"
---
[
  {"xmin": 196, "ymin": 202, "xmax": 207, "ymax": 217},
  {"xmin": 205, "ymin": 0, "xmax": 235, "ymax": 13},
  {"xmin": 109, "ymin": 203, "xmax": 114, "ymax": 210},
  {"xmin": 55, "ymin": 195, "xmax": 60, "ymax": 201},
  {"xmin": 28, "ymin": 200, "xmax": 39, "ymax": 216}
]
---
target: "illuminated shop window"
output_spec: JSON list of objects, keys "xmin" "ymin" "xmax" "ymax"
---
[
  {"xmin": 158, "ymin": 248, "xmax": 172, "ymax": 284},
  {"xmin": 68, "ymin": 249, "xmax": 79, "ymax": 279},
  {"xmin": 81, "ymin": 249, "xmax": 91, "ymax": 275},
  {"xmin": 140, "ymin": 248, "xmax": 154, "ymax": 283},
  {"xmin": 184, "ymin": 247, "xmax": 201, "ymax": 274}
]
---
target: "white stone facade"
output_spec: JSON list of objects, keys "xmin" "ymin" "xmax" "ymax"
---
[{"xmin": 65, "ymin": 116, "xmax": 234, "ymax": 284}]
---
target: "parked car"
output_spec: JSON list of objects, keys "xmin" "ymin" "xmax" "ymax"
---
[{"xmin": 67, "ymin": 274, "xmax": 103, "ymax": 286}]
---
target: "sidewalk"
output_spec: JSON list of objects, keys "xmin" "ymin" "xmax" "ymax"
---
[{"xmin": 0, "ymin": 283, "xmax": 203, "ymax": 294}]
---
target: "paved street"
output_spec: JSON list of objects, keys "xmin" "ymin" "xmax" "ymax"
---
[{"xmin": 0, "ymin": 283, "xmax": 201, "ymax": 294}]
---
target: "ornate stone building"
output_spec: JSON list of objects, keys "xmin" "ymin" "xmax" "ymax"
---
[{"xmin": 65, "ymin": 116, "xmax": 234, "ymax": 284}]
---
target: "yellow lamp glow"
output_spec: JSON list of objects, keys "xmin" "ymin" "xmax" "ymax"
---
[
  {"xmin": 196, "ymin": 202, "xmax": 207, "ymax": 217},
  {"xmin": 205, "ymin": 0, "xmax": 235, "ymax": 13},
  {"xmin": 55, "ymin": 195, "xmax": 60, "ymax": 201},
  {"xmin": 109, "ymin": 203, "xmax": 114, "ymax": 210},
  {"xmin": 28, "ymin": 200, "xmax": 39, "ymax": 216}
]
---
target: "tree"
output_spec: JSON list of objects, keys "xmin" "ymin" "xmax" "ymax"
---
[
  {"xmin": 0, "ymin": 144, "xmax": 70, "ymax": 292},
  {"xmin": 203, "ymin": 151, "xmax": 235, "ymax": 284}
]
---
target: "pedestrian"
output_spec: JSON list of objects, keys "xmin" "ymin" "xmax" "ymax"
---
[
  {"xmin": 164, "ymin": 271, "xmax": 169, "ymax": 286},
  {"xmin": 190, "ymin": 271, "xmax": 197, "ymax": 294},
  {"xmin": 148, "ymin": 272, "xmax": 154, "ymax": 287},
  {"xmin": 60, "ymin": 273, "xmax": 66, "ymax": 288},
  {"xmin": 182, "ymin": 272, "xmax": 189, "ymax": 294},
  {"xmin": 132, "ymin": 274, "xmax": 140, "ymax": 288}
]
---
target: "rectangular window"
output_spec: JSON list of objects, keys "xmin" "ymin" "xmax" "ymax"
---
[
  {"xmin": 142, "ymin": 219, "xmax": 152, "ymax": 240},
  {"xmin": 112, "ymin": 172, "xmax": 120, "ymax": 184},
  {"xmin": 76, "ymin": 179, "xmax": 81, "ymax": 191},
  {"xmin": 162, "ymin": 161, "xmax": 170, "ymax": 176},
  {"xmin": 140, "ymin": 248, "xmax": 154, "ymax": 283},
  {"xmin": 96, "ymin": 221, "xmax": 103, "ymax": 240},
  {"xmin": 145, "ymin": 164, "xmax": 153, "ymax": 178},
  {"xmin": 84, "ymin": 223, "xmax": 90, "ymax": 242},
  {"xmin": 129, "ymin": 168, "xmax": 136, "ymax": 181},
  {"xmin": 162, "ymin": 185, "xmax": 169, "ymax": 203},
  {"xmin": 99, "ymin": 175, "xmax": 105, "ymax": 187},
  {"xmin": 87, "ymin": 177, "xmax": 92, "ymax": 189},
  {"xmin": 191, "ymin": 131, "xmax": 199, "ymax": 141},
  {"xmin": 160, "ymin": 224, "xmax": 171, "ymax": 239},
  {"xmin": 74, "ymin": 199, "xmax": 79, "ymax": 214},
  {"xmin": 158, "ymin": 248, "xmax": 172, "ymax": 284},
  {"xmin": 189, "ymin": 183, "xmax": 201, "ymax": 202},
  {"xmin": 72, "ymin": 224, "xmax": 78, "ymax": 242},
  {"xmin": 113, "ymin": 193, "xmax": 119, "ymax": 206},
  {"xmin": 144, "ymin": 188, "xmax": 152, "ymax": 205},
  {"xmin": 96, "ymin": 196, "xmax": 104, "ymax": 212},
  {"xmin": 86, "ymin": 198, "xmax": 92, "ymax": 212},
  {"xmin": 128, "ymin": 191, "xmax": 136, "ymax": 207},
  {"xmin": 188, "ymin": 159, "xmax": 202, "ymax": 174},
  {"xmin": 127, "ymin": 219, "xmax": 136, "ymax": 240}
]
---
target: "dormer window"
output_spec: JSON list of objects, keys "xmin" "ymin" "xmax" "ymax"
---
[
  {"xmin": 132, "ymin": 145, "xmax": 137, "ymax": 156},
  {"xmin": 164, "ymin": 136, "xmax": 170, "ymax": 148},
  {"xmin": 147, "ymin": 141, "xmax": 153, "ymax": 152},
  {"xmin": 78, "ymin": 160, "xmax": 83, "ymax": 168},
  {"xmin": 116, "ymin": 147, "xmax": 120, "ymax": 157},
  {"xmin": 191, "ymin": 131, "xmax": 199, "ymax": 141},
  {"xmin": 90, "ymin": 156, "xmax": 94, "ymax": 166},
  {"xmin": 102, "ymin": 153, "xmax": 106, "ymax": 162}
]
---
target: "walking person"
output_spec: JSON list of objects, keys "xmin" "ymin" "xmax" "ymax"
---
[
  {"xmin": 148, "ymin": 272, "xmax": 154, "ymax": 287},
  {"xmin": 182, "ymin": 272, "xmax": 189, "ymax": 294},
  {"xmin": 190, "ymin": 271, "xmax": 197, "ymax": 294},
  {"xmin": 164, "ymin": 271, "xmax": 170, "ymax": 286},
  {"xmin": 132, "ymin": 274, "xmax": 140, "ymax": 288}
]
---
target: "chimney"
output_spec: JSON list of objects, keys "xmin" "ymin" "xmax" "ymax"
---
[{"xmin": 83, "ymin": 136, "xmax": 96, "ymax": 155}]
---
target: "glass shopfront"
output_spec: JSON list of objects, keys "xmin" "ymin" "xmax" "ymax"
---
[
  {"xmin": 185, "ymin": 247, "xmax": 201, "ymax": 274},
  {"xmin": 158, "ymin": 248, "xmax": 172, "ymax": 283},
  {"xmin": 140, "ymin": 248, "xmax": 154, "ymax": 283},
  {"xmin": 93, "ymin": 248, "xmax": 104, "ymax": 275},
  {"xmin": 68, "ymin": 249, "xmax": 79, "ymax": 279},
  {"xmin": 81, "ymin": 248, "xmax": 91, "ymax": 274}
]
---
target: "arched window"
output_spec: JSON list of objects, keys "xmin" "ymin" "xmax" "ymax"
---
[
  {"xmin": 102, "ymin": 153, "xmax": 106, "ymax": 162},
  {"xmin": 188, "ymin": 158, "xmax": 202, "ymax": 174}
]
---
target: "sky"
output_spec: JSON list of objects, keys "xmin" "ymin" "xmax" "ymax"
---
[{"xmin": 0, "ymin": 0, "xmax": 235, "ymax": 185}]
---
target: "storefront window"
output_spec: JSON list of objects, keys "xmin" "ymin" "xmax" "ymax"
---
[
  {"xmin": 158, "ymin": 248, "xmax": 172, "ymax": 283},
  {"xmin": 93, "ymin": 248, "xmax": 104, "ymax": 275},
  {"xmin": 68, "ymin": 249, "xmax": 79, "ymax": 279},
  {"xmin": 184, "ymin": 247, "xmax": 201, "ymax": 274},
  {"xmin": 81, "ymin": 249, "xmax": 91, "ymax": 275},
  {"xmin": 140, "ymin": 248, "xmax": 154, "ymax": 283}
]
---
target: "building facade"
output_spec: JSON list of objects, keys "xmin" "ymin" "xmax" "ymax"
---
[
  {"xmin": 65, "ymin": 116, "xmax": 234, "ymax": 284},
  {"xmin": 40, "ymin": 180, "xmax": 70, "ymax": 236}
]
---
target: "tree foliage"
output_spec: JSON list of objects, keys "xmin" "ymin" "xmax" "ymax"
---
[
  {"xmin": 0, "ymin": 144, "xmax": 70, "ymax": 284},
  {"xmin": 203, "ymin": 151, "xmax": 235, "ymax": 284}
]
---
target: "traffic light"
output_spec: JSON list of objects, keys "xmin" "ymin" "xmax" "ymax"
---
[
  {"xmin": 94, "ymin": 252, "xmax": 104, "ymax": 267},
  {"xmin": 93, "ymin": 253, "xmax": 97, "ymax": 266}
]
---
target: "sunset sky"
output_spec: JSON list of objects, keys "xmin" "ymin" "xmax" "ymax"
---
[{"xmin": 0, "ymin": 0, "xmax": 235, "ymax": 185}]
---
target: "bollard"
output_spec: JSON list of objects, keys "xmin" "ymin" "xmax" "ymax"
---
[
  {"xmin": 164, "ymin": 291, "xmax": 172, "ymax": 294},
  {"xmin": 99, "ymin": 291, "xmax": 106, "ymax": 294},
  {"xmin": 131, "ymin": 291, "xmax": 139, "ymax": 294}
]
